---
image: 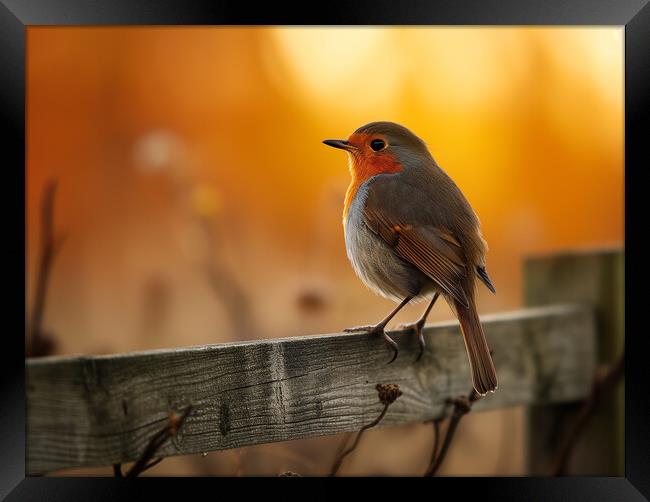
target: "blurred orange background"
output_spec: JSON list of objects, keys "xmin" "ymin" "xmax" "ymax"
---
[{"xmin": 26, "ymin": 27, "xmax": 623, "ymax": 476}]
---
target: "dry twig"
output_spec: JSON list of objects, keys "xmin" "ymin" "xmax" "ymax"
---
[
  {"xmin": 425, "ymin": 388, "xmax": 481, "ymax": 476},
  {"xmin": 427, "ymin": 418, "xmax": 443, "ymax": 472},
  {"xmin": 329, "ymin": 383, "xmax": 402, "ymax": 476},
  {"xmin": 198, "ymin": 215, "xmax": 256, "ymax": 339},
  {"xmin": 28, "ymin": 179, "xmax": 65, "ymax": 357},
  {"xmin": 550, "ymin": 353, "xmax": 625, "ymax": 476},
  {"xmin": 114, "ymin": 405, "xmax": 193, "ymax": 477}
]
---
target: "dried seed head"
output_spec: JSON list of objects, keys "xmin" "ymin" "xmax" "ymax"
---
[
  {"xmin": 376, "ymin": 383, "xmax": 402, "ymax": 405},
  {"xmin": 278, "ymin": 471, "xmax": 302, "ymax": 477}
]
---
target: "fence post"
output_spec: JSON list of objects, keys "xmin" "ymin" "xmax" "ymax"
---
[{"xmin": 523, "ymin": 248, "xmax": 624, "ymax": 475}]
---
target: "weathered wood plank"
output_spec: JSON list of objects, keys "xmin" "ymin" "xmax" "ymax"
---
[{"xmin": 26, "ymin": 303, "xmax": 595, "ymax": 475}]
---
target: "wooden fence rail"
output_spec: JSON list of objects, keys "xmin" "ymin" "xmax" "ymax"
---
[{"xmin": 26, "ymin": 249, "xmax": 622, "ymax": 476}]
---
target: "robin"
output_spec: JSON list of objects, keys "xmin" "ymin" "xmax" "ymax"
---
[{"xmin": 323, "ymin": 121, "xmax": 497, "ymax": 395}]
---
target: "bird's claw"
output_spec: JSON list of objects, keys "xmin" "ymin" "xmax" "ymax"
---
[
  {"xmin": 383, "ymin": 332, "xmax": 399, "ymax": 364},
  {"xmin": 343, "ymin": 324, "xmax": 399, "ymax": 364},
  {"xmin": 400, "ymin": 319, "xmax": 426, "ymax": 362}
]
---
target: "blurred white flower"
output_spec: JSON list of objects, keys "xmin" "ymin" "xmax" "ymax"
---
[{"xmin": 132, "ymin": 130, "xmax": 185, "ymax": 174}]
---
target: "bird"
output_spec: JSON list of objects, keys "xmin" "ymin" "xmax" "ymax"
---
[{"xmin": 323, "ymin": 121, "xmax": 497, "ymax": 395}]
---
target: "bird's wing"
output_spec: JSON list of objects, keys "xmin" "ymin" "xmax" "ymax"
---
[{"xmin": 362, "ymin": 175, "xmax": 470, "ymax": 307}]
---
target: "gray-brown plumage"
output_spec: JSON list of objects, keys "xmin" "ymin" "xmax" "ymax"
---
[{"xmin": 324, "ymin": 121, "xmax": 497, "ymax": 395}]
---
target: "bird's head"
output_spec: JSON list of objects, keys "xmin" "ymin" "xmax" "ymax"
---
[{"xmin": 323, "ymin": 121, "xmax": 433, "ymax": 181}]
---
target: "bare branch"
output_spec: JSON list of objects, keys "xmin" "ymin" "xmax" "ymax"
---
[
  {"xmin": 330, "ymin": 383, "xmax": 402, "ymax": 476},
  {"xmin": 115, "ymin": 405, "xmax": 193, "ymax": 478},
  {"xmin": 425, "ymin": 389, "xmax": 481, "ymax": 476},
  {"xmin": 426, "ymin": 418, "xmax": 443, "ymax": 474},
  {"xmin": 28, "ymin": 179, "xmax": 65, "ymax": 358},
  {"xmin": 550, "ymin": 352, "xmax": 625, "ymax": 476}
]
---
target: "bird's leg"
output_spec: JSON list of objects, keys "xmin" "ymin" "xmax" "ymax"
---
[
  {"xmin": 344, "ymin": 295, "xmax": 413, "ymax": 364},
  {"xmin": 399, "ymin": 292, "xmax": 440, "ymax": 362}
]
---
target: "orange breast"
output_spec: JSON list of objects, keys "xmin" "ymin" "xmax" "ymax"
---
[
  {"xmin": 343, "ymin": 179, "xmax": 363, "ymax": 226},
  {"xmin": 343, "ymin": 150, "xmax": 404, "ymax": 227}
]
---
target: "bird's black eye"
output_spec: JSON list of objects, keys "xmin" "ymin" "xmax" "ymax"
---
[{"xmin": 370, "ymin": 139, "xmax": 386, "ymax": 152}]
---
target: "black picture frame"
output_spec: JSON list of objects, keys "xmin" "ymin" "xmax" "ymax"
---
[{"xmin": 2, "ymin": 1, "xmax": 648, "ymax": 499}]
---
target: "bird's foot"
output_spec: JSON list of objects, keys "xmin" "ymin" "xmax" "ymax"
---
[
  {"xmin": 399, "ymin": 319, "xmax": 427, "ymax": 362},
  {"xmin": 344, "ymin": 324, "xmax": 399, "ymax": 364}
]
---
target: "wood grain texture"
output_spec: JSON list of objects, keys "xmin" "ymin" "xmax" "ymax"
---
[{"xmin": 27, "ymin": 303, "xmax": 595, "ymax": 474}]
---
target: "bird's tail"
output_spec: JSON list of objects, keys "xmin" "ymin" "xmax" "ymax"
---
[{"xmin": 454, "ymin": 297, "xmax": 498, "ymax": 395}]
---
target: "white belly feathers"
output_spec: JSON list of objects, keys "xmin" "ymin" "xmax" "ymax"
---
[{"xmin": 344, "ymin": 178, "xmax": 428, "ymax": 301}]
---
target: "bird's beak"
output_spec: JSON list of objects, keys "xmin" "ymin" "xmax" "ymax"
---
[{"xmin": 323, "ymin": 139, "xmax": 357, "ymax": 152}]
